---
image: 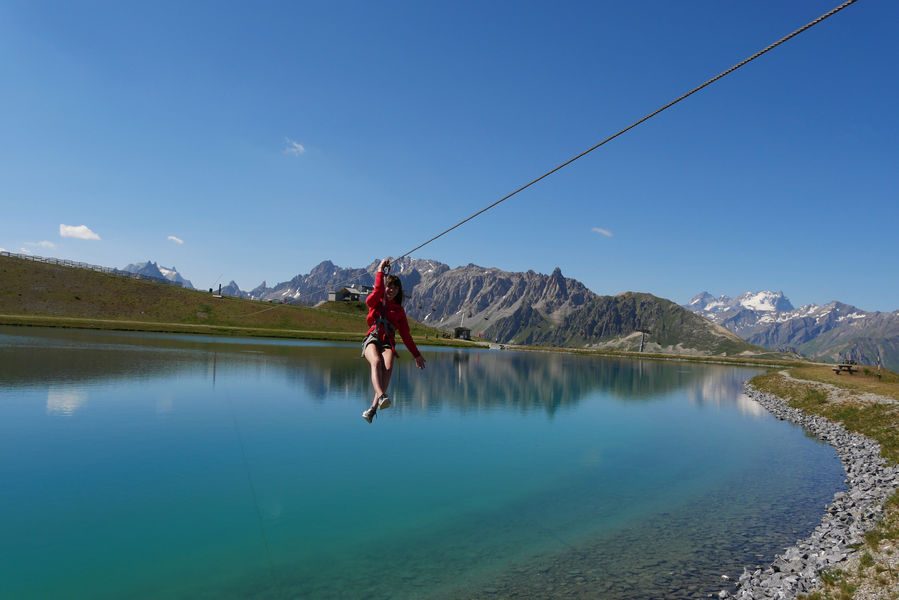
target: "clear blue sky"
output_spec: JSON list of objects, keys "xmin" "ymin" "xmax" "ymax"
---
[{"xmin": 2, "ymin": 1, "xmax": 896, "ymax": 311}]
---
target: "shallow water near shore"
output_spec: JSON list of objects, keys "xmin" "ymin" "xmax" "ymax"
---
[{"xmin": 0, "ymin": 326, "xmax": 844, "ymax": 599}]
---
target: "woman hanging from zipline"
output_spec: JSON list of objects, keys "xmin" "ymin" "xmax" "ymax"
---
[{"xmin": 361, "ymin": 258, "xmax": 426, "ymax": 423}]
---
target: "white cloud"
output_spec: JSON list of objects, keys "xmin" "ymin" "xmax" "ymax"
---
[
  {"xmin": 0, "ymin": 247, "xmax": 6, "ymax": 252},
  {"xmin": 283, "ymin": 138, "xmax": 306, "ymax": 156},
  {"xmin": 60, "ymin": 224, "xmax": 101, "ymax": 240},
  {"xmin": 19, "ymin": 247, "xmax": 32, "ymax": 255},
  {"xmin": 26, "ymin": 240, "xmax": 56, "ymax": 249},
  {"xmin": 591, "ymin": 227, "xmax": 613, "ymax": 238},
  {"xmin": 167, "ymin": 235, "xmax": 184, "ymax": 245}
]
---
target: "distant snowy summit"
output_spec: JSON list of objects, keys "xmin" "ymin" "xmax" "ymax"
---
[
  {"xmin": 688, "ymin": 290, "xmax": 793, "ymax": 318},
  {"xmin": 122, "ymin": 261, "xmax": 194, "ymax": 289},
  {"xmin": 685, "ymin": 290, "xmax": 899, "ymax": 370},
  {"xmin": 684, "ymin": 290, "xmax": 872, "ymax": 333}
]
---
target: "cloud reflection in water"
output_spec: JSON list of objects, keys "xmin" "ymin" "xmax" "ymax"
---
[{"xmin": 46, "ymin": 388, "xmax": 88, "ymax": 416}]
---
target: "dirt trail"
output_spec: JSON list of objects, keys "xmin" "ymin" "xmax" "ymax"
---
[{"xmin": 779, "ymin": 369, "xmax": 898, "ymax": 406}]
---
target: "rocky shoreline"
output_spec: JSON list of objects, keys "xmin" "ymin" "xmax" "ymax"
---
[{"xmin": 724, "ymin": 383, "xmax": 899, "ymax": 599}]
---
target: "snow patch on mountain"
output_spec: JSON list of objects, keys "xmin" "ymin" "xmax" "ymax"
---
[
  {"xmin": 157, "ymin": 265, "xmax": 194, "ymax": 289},
  {"xmin": 685, "ymin": 291, "xmax": 793, "ymax": 328},
  {"xmin": 122, "ymin": 261, "xmax": 193, "ymax": 289},
  {"xmin": 737, "ymin": 291, "xmax": 789, "ymax": 312},
  {"xmin": 684, "ymin": 291, "xmax": 899, "ymax": 369}
]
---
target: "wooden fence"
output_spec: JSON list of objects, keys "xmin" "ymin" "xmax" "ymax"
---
[{"xmin": 0, "ymin": 250, "xmax": 183, "ymax": 287}]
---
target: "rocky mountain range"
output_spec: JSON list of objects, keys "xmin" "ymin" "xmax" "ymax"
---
[
  {"xmin": 130, "ymin": 256, "xmax": 896, "ymax": 366},
  {"xmin": 122, "ymin": 261, "xmax": 194, "ymax": 289},
  {"xmin": 218, "ymin": 258, "xmax": 759, "ymax": 356},
  {"xmin": 685, "ymin": 291, "xmax": 899, "ymax": 370}
]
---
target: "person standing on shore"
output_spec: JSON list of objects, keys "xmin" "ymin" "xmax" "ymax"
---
[{"xmin": 361, "ymin": 258, "xmax": 426, "ymax": 423}]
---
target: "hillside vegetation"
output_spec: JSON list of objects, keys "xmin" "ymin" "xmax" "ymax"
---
[
  {"xmin": 0, "ymin": 255, "xmax": 452, "ymax": 343},
  {"xmin": 547, "ymin": 292, "xmax": 756, "ymax": 356},
  {"xmin": 751, "ymin": 367, "xmax": 899, "ymax": 599}
]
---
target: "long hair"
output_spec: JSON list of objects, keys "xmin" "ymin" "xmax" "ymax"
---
[{"xmin": 385, "ymin": 274, "xmax": 404, "ymax": 305}]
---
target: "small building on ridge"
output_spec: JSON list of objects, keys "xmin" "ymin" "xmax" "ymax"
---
[{"xmin": 328, "ymin": 285, "xmax": 372, "ymax": 303}]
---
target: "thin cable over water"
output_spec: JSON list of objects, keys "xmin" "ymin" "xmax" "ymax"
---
[
  {"xmin": 235, "ymin": 0, "xmax": 858, "ymax": 317},
  {"xmin": 396, "ymin": 0, "xmax": 858, "ymax": 260}
]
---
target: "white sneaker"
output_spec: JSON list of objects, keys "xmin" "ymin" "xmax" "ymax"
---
[
  {"xmin": 377, "ymin": 394, "xmax": 391, "ymax": 410},
  {"xmin": 362, "ymin": 407, "xmax": 376, "ymax": 423}
]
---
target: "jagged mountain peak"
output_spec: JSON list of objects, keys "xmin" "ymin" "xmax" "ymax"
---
[
  {"xmin": 688, "ymin": 291, "xmax": 715, "ymax": 306},
  {"xmin": 123, "ymin": 260, "xmax": 160, "ymax": 272},
  {"xmin": 157, "ymin": 265, "xmax": 194, "ymax": 289},
  {"xmin": 684, "ymin": 290, "xmax": 794, "ymax": 317},
  {"xmin": 684, "ymin": 287, "xmax": 899, "ymax": 369},
  {"xmin": 688, "ymin": 292, "xmax": 732, "ymax": 313},
  {"xmin": 548, "ymin": 267, "xmax": 566, "ymax": 283},
  {"xmin": 122, "ymin": 261, "xmax": 164, "ymax": 280},
  {"xmin": 391, "ymin": 257, "xmax": 450, "ymax": 276},
  {"xmin": 362, "ymin": 257, "xmax": 451, "ymax": 277},
  {"xmin": 121, "ymin": 261, "xmax": 193, "ymax": 289},
  {"xmin": 218, "ymin": 281, "xmax": 247, "ymax": 299},
  {"xmin": 309, "ymin": 260, "xmax": 339, "ymax": 277},
  {"xmin": 734, "ymin": 290, "xmax": 793, "ymax": 313}
]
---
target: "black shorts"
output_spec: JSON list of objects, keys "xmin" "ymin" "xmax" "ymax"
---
[{"xmin": 361, "ymin": 333, "xmax": 395, "ymax": 357}]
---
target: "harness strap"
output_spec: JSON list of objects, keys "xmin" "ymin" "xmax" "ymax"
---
[
  {"xmin": 375, "ymin": 316, "xmax": 395, "ymax": 336},
  {"xmin": 375, "ymin": 263, "xmax": 395, "ymax": 338}
]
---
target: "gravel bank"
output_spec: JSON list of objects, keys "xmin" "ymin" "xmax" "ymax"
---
[{"xmin": 724, "ymin": 383, "xmax": 899, "ymax": 599}]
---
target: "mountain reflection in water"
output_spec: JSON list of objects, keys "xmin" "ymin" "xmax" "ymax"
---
[
  {"xmin": 0, "ymin": 327, "xmax": 763, "ymax": 417},
  {"xmin": 1, "ymin": 327, "xmax": 837, "ymax": 600}
]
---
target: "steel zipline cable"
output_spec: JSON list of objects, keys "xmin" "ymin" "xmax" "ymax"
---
[
  {"xmin": 395, "ymin": 0, "xmax": 859, "ymax": 260},
  {"xmin": 239, "ymin": 0, "xmax": 858, "ymax": 316},
  {"xmin": 227, "ymin": 6, "xmax": 860, "ymax": 567}
]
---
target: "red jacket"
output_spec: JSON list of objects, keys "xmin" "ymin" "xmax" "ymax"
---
[{"xmin": 365, "ymin": 271, "xmax": 421, "ymax": 358}]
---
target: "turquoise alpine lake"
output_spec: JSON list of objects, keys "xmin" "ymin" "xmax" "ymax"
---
[{"xmin": 0, "ymin": 326, "xmax": 844, "ymax": 599}]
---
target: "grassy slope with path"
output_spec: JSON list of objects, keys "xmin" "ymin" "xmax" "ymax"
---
[{"xmin": 751, "ymin": 366, "xmax": 899, "ymax": 599}]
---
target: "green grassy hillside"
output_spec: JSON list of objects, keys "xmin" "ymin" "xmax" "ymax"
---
[
  {"xmin": 492, "ymin": 290, "xmax": 763, "ymax": 356},
  {"xmin": 0, "ymin": 255, "xmax": 455, "ymax": 343}
]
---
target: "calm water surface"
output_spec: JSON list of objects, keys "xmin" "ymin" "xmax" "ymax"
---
[{"xmin": 0, "ymin": 327, "xmax": 844, "ymax": 599}]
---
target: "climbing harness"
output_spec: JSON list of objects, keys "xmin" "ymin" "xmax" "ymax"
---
[{"xmin": 373, "ymin": 262, "xmax": 396, "ymax": 344}]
